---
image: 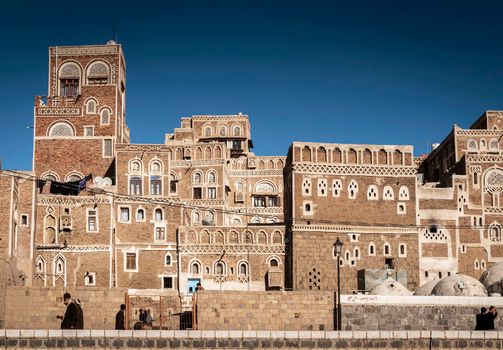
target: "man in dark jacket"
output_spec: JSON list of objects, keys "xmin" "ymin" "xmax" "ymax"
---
[
  {"xmin": 486, "ymin": 306, "xmax": 498, "ymax": 330},
  {"xmin": 57, "ymin": 293, "xmax": 82, "ymax": 329},
  {"xmin": 475, "ymin": 307, "xmax": 487, "ymax": 330},
  {"xmin": 115, "ymin": 304, "xmax": 126, "ymax": 330}
]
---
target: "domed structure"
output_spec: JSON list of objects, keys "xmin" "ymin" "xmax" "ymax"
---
[
  {"xmin": 431, "ymin": 274, "xmax": 487, "ymax": 297},
  {"xmin": 480, "ymin": 261, "xmax": 503, "ymax": 294},
  {"xmin": 368, "ymin": 277, "xmax": 412, "ymax": 296},
  {"xmin": 414, "ymin": 278, "xmax": 439, "ymax": 296}
]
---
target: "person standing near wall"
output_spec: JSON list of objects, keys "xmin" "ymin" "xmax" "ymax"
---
[
  {"xmin": 115, "ymin": 304, "xmax": 126, "ymax": 330},
  {"xmin": 56, "ymin": 293, "xmax": 83, "ymax": 329},
  {"xmin": 475, "ymin": 307, "xmax": 487, "ymax": 330},
  {"xmin": 486, "ymin": 306, "xmax": 498, "ymax": 330}
]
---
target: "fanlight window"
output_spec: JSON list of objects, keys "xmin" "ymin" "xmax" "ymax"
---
[
  {"xmin": 49, "ymin": 122, "xmax": 74, "ymax": 137},
  {"xmin": 87, "ymin": 61, "xmax": 109, "ymax": 84},
  {"xmin": 100, "ymin": 108, "xmax": 111, "ymax": 125},
  {"xmin": 190, "ymin": 261, "xmax": 201, "ymax": 274}
]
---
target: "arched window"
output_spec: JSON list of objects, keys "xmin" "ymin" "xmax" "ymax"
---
[
  {"xmin": 190, "ymin": 261, "xmax": 201, "ymax": 274},
  {"xmin": 233, "ymin": 125, "xmax": 242, "ymax": 136},
  {"xmin": 238, "ymin": 262, "xmax": 249, "ymax": 276},
  {"xmin": 399, "ymin": 186, "xmax": 409, "ymax": 200},
  {"xmin": 214, "ymin": 261, "xmax": 225, "ymax": 275},
  {"xmin": 368, "ymin": 242, "xmax": 376, "ymax": 256},
  {"xmin": 489, "ymin": 224, "xmax": 501, "ymax": 242},
  {"xmin": 35, "ymin": 256, "xmax": 45, "ymax": 274},
  {"xmin": 474, "ymin": 259, "xmax": 480, "ymax": 271},
  {"xmin": 136, "ymin": 208, "xmax": 145, "ymax": 221},
  {"xmin": 383, "ymin": 243, "xmax": 391, "ymax": 256},
  {"xmin": 59, "ymin": 62, "xmax": 80, "ymax": 96},
  {"xmin": 354, "ymin": 247, "xmax": 360, "ymax": 260},
  {"xmin": 367, "ymin": 185, "xmax": 378, "ymax": 200},
  {"xmin": 348, "ymin": 180, "xmax": 358, "ymax": 199},
  {"xmin": 150, "ymin": 161, "xmax": 162, "ymax": 174},
  {"xmin": 218, "ymin": 125, "xmax": 227, "ymax": 136},
  {"xmin": 154, "ymin": 208, "xmax": 163, "ymax": 221},
  {"xmin": 207, "ymin": 171, "xmax": 217, "ymax": 184},
  {"xmin": 100, "ymin": 108, "xmax": 111, "ymax": 125},
  {"xmin": 165, "ymin": 253, "xmax": 172, "ymax": 266},
  {"xmin": 129, "ymin": 160, "xmax": 142, "ymax": 173},
  {"xmin": 480, "ymin": 139, "xmax": 487, "ymax": 150},
  {"xmin": 87, "ymin": 61, "xmax": 109, "ymax": 84},
  {"xmin": 192, "ymin": 211, "xmax": 201, "ymax": 225},
  {"xmin": 490, "ymin": 138, "xmax": 499, "ymax": 151},
  {"xmin": 468, "ymin": 139, "xmax": 478, "ymax": 151},
  {"xmin": 86, "ymin": 99, "xmax": 97, "ymax": 114},
  {"xmin": 383, "ymin": 186, "xmax": 394, "ymax": 200},
  {"xmin": 269, "ymin": 258, "xmax": 279, "ymax": 267},
  {"xmin": 65, "ymin": 172, "xmax": 83, "ymax": 182},
  {"xmin": 193, "ymin": 172, "xmax": 202, "ymax": 184},
  {"xmin": 49, "ymin": 122, "xmax": 75, "ymax": 137},
  {"xmin": 203, "ymin": 125, "xmax": 212, "ymax": 137},
  {"xmin": 205, "ymin": 211, "xmax": 215, "ymax": 224},
  {"xmin": 235, "ymin": 180, "xmax": 245, "ymax": 191}
]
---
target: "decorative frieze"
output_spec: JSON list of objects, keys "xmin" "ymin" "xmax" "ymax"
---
[
  {"xmin": 52, "ymin": 46, "xmax": 119, "ymax": 56},
  {"xmin": 466, "ymin": 154, "xmax": 503, "ymax": 163},
  {"xmin": 36, "ymin": 107, "xmax": 81, "ymax": 116},
  {"xmin": 292, "ymin": 224, "xmax": 418, "ymax": 234},
  {"xmin": 36, "ymin": 245, "xmax": 110, "ymax": 252},
  {"xmin": 37, "ymin": 195, "xmax": 111, "ymax": 206},
  {"xmin": 292, "ymin": 163, "xmax": 417, "ymax": 176},
  {"xmin": 179, "ymin": 244, "xmax": 285, "ymax": 255}
]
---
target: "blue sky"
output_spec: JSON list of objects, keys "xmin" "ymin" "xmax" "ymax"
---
[{"xmin": 1, "ymin": 0, "xmax": 503, "ymax": 170}]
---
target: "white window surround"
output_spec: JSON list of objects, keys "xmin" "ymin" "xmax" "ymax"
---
[
  {"xmin": 398, "ymin": 243, "xmax": 407, "ymax": 257},
  {"xmin": 103, "ymin": 139, "xmax": 113, "ymax": 158},
  {"xmin": 124, "ymin": 251, "xmax": 138, "ymax": 272},
  {"xmin": 303, "ymin": 200, "xmax": 313, "ymax": 216},
  {"xmin": 136, "ymin": 208, "xmax": 146, "ymax": 222},
  {"xmin": 383, "ymin": 243, "xmax": 391, "ymax": 256},
  {"xmin": 368, "ymin": 242, "xmax": 376, "ymax": 256},
  {"xmin": 383, "ymin": 186, "xmax": 394, "ymax": 200},
  {"xmin": 397, "ymin": 202, "xmax": 406, "ymax": 215},
  {"xmin": 367, "ymin": 185, "xmax": 378, "ymax": 200},
  {"xmin": 159, "ymin": 275, "xmax": 176, "ymax": 289},
  {"xmin": 84, "ymin": 126, "xmax": 94, "ymax": 137},
  {"xmin": 86, "ymin": 208, "xmax": 99, "ymax": 233},
  {"xmin": 332, "ymin": 179, "xmax": 342, "ymax": 197},
  {"xmin": 84, "ymin": 272, "xmax": 96, "ymax": 286},
  {"xmin": 164, "ymin": 253, "xmax": 173, "ymax": 266},
  {"xmin": 302, "ymin": 178, "xmax": 312, "ymax": 196},
  {"xmin": 118, "ymin": 206, "xmax": 131, "ymax": 224},
  {"xmin": 317, "ymin": 178, "xmax": 328, "ymax": 196}
]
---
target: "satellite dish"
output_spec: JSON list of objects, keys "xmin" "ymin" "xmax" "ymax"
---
[
  {"xmin": 103, "ymin": 177, "xmax": 112, "ymax": 186},
  {"xmin": 94, "ymin": 176, "xmax": 103, "ymax": 186}
]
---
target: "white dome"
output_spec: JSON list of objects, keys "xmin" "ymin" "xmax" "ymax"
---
[
  {"xmin": 414, "ymin": 278, "xmax": 439, "ymax": 296},
  {"xmin": 480, "ymin": 261, "xmax": 503, "ymax": 294},
  {"xmin": 431, "ymin": 274, "xmax": 487, "ymax": 297},
  {"xmin": 369, "ymin": 277, "xmax": 412, "ymax": 296}
]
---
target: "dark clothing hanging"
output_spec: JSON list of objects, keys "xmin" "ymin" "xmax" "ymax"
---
[{"xmin": 48, "ymin": 174, "xmax": 92, "ymax": 196}]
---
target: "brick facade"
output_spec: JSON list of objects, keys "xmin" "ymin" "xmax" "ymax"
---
[{"xmin": 0, "ymin": 42, "xmax": 502, "ymax": 306}]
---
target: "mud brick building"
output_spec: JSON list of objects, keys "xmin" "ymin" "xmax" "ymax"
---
[{"xmin": 1, "ymin": 42, "xmax": 503, "ymax": 302}]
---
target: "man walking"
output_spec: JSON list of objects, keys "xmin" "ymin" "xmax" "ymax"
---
[
  {"xmin": 57, "ymin": 293, "xmax": 83, "ymax": 329},
  {"xmin": 486, "ymin": 306, "xmax": 498, "ymax": 330},
  {"xmin": 475, "ymin": 307, "xmax": 487, "ymax": 330}
]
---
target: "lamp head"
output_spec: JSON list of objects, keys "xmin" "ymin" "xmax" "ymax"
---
[{"xmin": 334, "ymin": 237, "xmax": 343, "ymax": 255}]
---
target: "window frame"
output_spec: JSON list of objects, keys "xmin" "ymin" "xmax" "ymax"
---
[
  {"xmin": 124, "ymin": 252, "xmax": 138, "ymax": 272},
  {"xmin": 86, "ymin": 208, "xmax": 99, "ymax": 232}
]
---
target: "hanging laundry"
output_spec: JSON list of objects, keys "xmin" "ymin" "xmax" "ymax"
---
[{"xmin": 49, "ymin": 174, "xmax": 92, "ymax": 196}]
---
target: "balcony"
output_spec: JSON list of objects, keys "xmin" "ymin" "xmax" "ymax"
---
[{"xmin": 35, "ymin": 96, "xmax": 81, "ymax": 117}]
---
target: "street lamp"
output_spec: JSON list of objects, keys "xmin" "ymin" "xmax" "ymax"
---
[{"xmin": 333, "ymin": 237, "xmax": 343, "ymax": 331}]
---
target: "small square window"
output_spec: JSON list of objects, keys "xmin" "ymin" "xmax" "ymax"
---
[
  {"xmin": 163, "ymin": 276, "xmax": 173, "ymax": 289},
  {"xmin": 84, "ymin": 272, "xmax": 96, "ymax": 286},
  {"xmin": 21, "ymin": 215, "xmax": 28, "ymax": 226},
  {"xmin": 120, "ymin": 207, "xmax": 130, "ymax": 223},
  {"xmin": 84, "ymin": 126, "xmax": 94, "ymax": 137},
  {"xmin": 208, "ymin": 187, "xmax": 217, "ymax": 199},
  {"xmin": 193, "ymin": 187, "xmax": 202, "ymax": 199}
]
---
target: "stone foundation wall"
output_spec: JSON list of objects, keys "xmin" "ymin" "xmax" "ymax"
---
[
  {"xmin": 0, "ymin": 330, "xmax": 501, "ymax": 349},
  {"xmin": 196, "ymin": 291, "xmax": 503, "ymax": 331}
]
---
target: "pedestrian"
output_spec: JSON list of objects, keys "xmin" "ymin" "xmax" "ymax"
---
[
  {"xmin": 139, "ymin": 309, "xmax": 146, "ymax": 323},
  {"xmin": 196, "ymin": 283, "xmax": 204, "ymax": 291},
  {"xmin": 145, "ymin": 309, "xmax": 153, "ymax": 328},
  {"xmin": 475, "ymin": 307, "xmax": 487, "ymax": 330},
  {"xmin": 486, "ymin": 306, "xmax": 498, "ymax": 330},
  {"xmin": 115, "ymin": 304, "xmax": 126, "ymax": 330},
  {"xmin": 56, "ymin": 292, "xmax": 83, "ymax": 329}
]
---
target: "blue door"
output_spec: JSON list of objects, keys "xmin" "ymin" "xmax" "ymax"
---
[{"xmin": 187, "ymin": 278, "xmax": 201, "ymax": 294}]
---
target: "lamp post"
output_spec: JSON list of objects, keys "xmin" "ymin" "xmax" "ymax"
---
[{"xmin": 333, "ymin": 237, "xmax": 343, "ymax": 331}]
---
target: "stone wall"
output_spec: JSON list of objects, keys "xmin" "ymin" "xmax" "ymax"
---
[
  {"xmin": 4, "ymin": 287, "xmax": 127, "ymax": 329},
  {"xmin": 0, "ymin": 329, "xmax": 501, "ymax": 349},
  {"xmin": 196, "ymin": 291, "xmax": 503, "ymax": 331}
]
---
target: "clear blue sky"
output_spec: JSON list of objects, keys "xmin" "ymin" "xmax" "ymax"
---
[{"xmin": 1, "ymin": 0, "xmax": 503, "ymax": 170}]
